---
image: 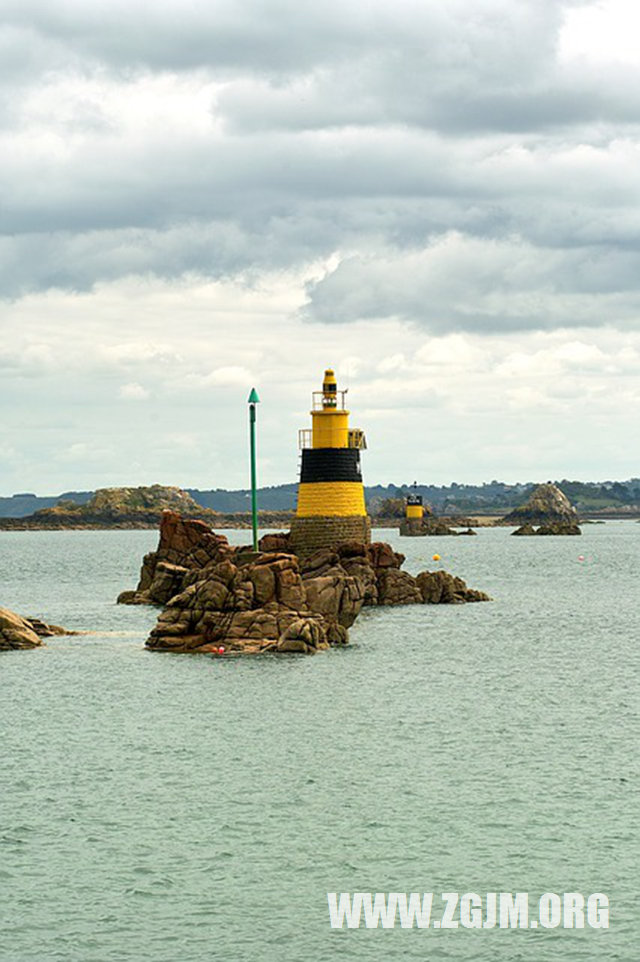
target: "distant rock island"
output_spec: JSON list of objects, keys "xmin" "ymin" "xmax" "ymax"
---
[
  {"xmin": 502, "ymin": 483, "xmax": 582, "ymax": 535},
  {"xmin": 0, "ymin": 485, "xmax": 293, "ymax": 530},
  {"xmin": 118, "ymin": 511, "xmax": 491, "ymax": 656},
  {"xmin": 399, "ymin": 517, "xmax": 477, "ymax": 537}
]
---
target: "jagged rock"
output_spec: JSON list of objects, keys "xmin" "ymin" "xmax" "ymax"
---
[
  {"xmin": 336, "ymin": 540, "xmax": 368, "ymax": 559},
  {"xmin": 300, "ymin": 546, "xmax": 341, "ymax": 579},
  {"xmin": 146, "ymin": 551, "xmax": 342, "ymax": 655},
  {"xmin": 536, "ymin": 522, "xmax": 581, "ymax": 536},
  {"xmin": 399, "ymin": 517, "xmax": 465, "ymax": 536},
  {"xmin": 144, "ymin": 562, "xmax": 190, "ymax": 605},
  {"xmin": 0, "ymin": 608, "xmax": 76, "ymax": 650},
  {"xmin": 416, "ymin": 571, "xmax": 491, "ymax": 604},
  {"xmin": 118, "ymin": 510, "xmax": 234, "ymax": 604},
  {"xmin": 258, "ymin": 532, "xmax": 291, "ymax": 553},
  {"xmin": 399, "ymin": 519, "xmax": 424, "ymax": 536},
  {"xmin": 302, "ymin": 541, "xmax": 410, "ymax": 607},
  {"xmin": 277, "ymin": 617, "xmax": 330, "ymax": 654},
  {"xmin": 117, "ymin": 590, "xmax": 138, "ymax": 604},
  {"xmin": 337, "ymin": 555, "xmax": 379, "ymax": 605},
  {"xmin": 277, "ymin": 637, "xmax": 310, "ymax": 654},
  {"xmin": 502, "ymin": 483, "xmax": 581, "ymax": 530},
  {"xmin": 366, "ymin": 541, "xmax": 404, "ymax": 569},
  {"xmin": 512, "ymin": 521, "xmax": 581, "ymax": 536},
  {"xmin": 376, "ymin": 568, "xmax": 423, "ymax": 605},
  {"xmin": 249, "ymin": 561, "xmax": 276, "ymax": 606},
  {"xmin": 25, "ymin": 616, "xmax": 71, "ymax": 637},
  {"xmin": 0, "ymin": 608, "xmax": 42, "ymax": 649},
  {"xmin": 303, "ymin": 571, "xmax": 365, "ymax": 627},
  {"xmin": 512, "ymin": 523, "xmax": 536, "ymax": 536}
]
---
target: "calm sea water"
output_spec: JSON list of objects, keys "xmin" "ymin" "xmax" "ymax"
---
[{"xmin": 1, "ymin": 524, "xmax": 638, "ymax": 962}]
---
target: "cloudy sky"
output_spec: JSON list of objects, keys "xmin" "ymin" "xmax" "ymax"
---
[{"xmin": 2, "ymin": 0, "xmax": 640, "ymax": 495}]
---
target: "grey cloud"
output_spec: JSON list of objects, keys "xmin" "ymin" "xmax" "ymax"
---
[
  {"xmin": 2, "ymin": 0, "xmax": 434, "ymax": 75},
  {"xmin": 0, "ymin": 0, "xmax": 567, "ymax": 73},
  {"xmin": 0, "ymin": 24, "xmax": 70, "ymax": 82},
  {"xmin": 0, "ymin": 126, "xmax": 456, "ymax": 235},
  {"xmin": 0, "ymin": 224, "xmax": 253, "ymax": 296},
  {"xmin": 4, "ymin": 0, "xmax": 615, "ymax": 140},
  {"xmin": 1, "ymin": 0, "xmax": 623, "ymax": 139},
  {"xmin": 303, "ymin": 236, "xmax": 640, "ymax": 333},
  {"xmin": 1, "ymin": 0, "xmax": 640, "ymax": 336},
  {"xmin": 1, "ymin": 119, "xmax": 634, "ymax": 235}
]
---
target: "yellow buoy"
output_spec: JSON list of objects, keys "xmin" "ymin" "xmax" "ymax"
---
[{"xmin": 432, "ymin": 553, "xmax": 440, "ymax": 561}]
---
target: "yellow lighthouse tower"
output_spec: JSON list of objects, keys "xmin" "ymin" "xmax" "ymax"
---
[
  {"xmin": 399, "ymin": 482, "xmax": 430, "ymax": 535},
  {"xmin": 405, "ymin": 483, "xmax": 424, "ymax": 522},
  {"xmin": 289, "ymin": 369, "xmax": 370, "ymax": 555}
]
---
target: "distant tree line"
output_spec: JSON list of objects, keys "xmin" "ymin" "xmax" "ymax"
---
[{"xmin": 1, "ymin": 478, "xmax": 639, "ymax": 518}]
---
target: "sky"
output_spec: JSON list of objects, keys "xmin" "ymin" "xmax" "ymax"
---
[{"xmin": 2, "ymin": 0, "xmax": 640, "ymax": 495}]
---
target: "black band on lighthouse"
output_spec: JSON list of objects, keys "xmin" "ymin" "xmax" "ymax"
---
[{"xmin": 300, "ymin": 448, "xmax": 362, "ymax": 483}]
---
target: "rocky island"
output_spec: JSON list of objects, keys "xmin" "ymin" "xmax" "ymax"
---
[
  {"xmin": 0, "ymin": 485, "xmax": 293, "ymax": 530},
  {"xmin": 501, "ymin": 482, "xmax": 582, "ymax": 535},
  {"xmin": 0, "ymin": 608, "xmax": 76, "ymax": 650},
  {"xmin": 399, "ymin": 517, "xmax": 477, "ymax": 536},
  {"xmin": 118, "ymin": 511, "xmax": 491, "ymax": 656},
  {"xmin": 373, "ymin": 495, "xmax": 477, "ymax": 536}
]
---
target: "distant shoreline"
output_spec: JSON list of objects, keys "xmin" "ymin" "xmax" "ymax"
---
[
  {"xmin": 1, "ymin": 512, "xmax": 637, "ymax": 532},
  {"xmin": 0, "ymin": 512, "xmax": 294, "ymax": 531}
]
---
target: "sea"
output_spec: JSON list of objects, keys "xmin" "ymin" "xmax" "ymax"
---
[{"xmin": 1, "ymin": 523, "xmax": 638, "ymax": 962}]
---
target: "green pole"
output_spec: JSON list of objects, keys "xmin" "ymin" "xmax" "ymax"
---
[{"xmin": 248, "ymin": 387, "xmax": 260, "ymax": 551}]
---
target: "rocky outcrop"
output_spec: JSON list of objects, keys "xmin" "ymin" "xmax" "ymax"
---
[
  {"xmin": 0, "ymin": 608, "xmax": 75, "ymax": 650},
  {"xmin": 118, "ymin": 511, "xmax": 235, "ymax": 605},
  {"xmin": 513, "ymin": 522, "xmax": 581, "ymax": 536},
  {"xmin": 399, "ymin": 518, "xmax": 426, "ymax": 536},
  {"xmin": 0, "ymin": 609, "xmax": 42, "ymax": 649},
  {"xmin": 258, "ymin": 531, "xmax": 291, "ymax": 553},
  {"xmin": 126, "ymin": 513, "xmax": 491, "ymax": 656},
  {"xmin": 0, "ymin": 485, "xmax": 295, "ymax": 531},
  {"xmin": 302, "ymin": 566, "xmax": 365, "ymax": 627},
  {"xmin": 4, "ymin": 485, "xmax": 223, "ymax": 529},
  {"xmin": 512, "ymin": 523, "xmax": 536, "ymax": 536},
  {"xmin": 335, "ymin": 541, "xmax": 381, "ymax": 605},
  {"xmin": 377, "ymin": 568, "xmax": 424, "ymax": 605},
  {"xmin": 147, "ymin": 552, "xmax": 348, "ymax": 655},
  {"xmin": 416, "ymin": 571, "xmax": 491, "ymax": 604},
  {"xmin": 23, "ymin": 617, "xmax": 73, "ymax": 637},
  {"xmin": 536, "ymin": 522, "xmax": 581, "ymax": 535},
  {"xmin": 502, "ymin": 483, "xmax": 580, "ymax": 529},
  {"xmin": 399, "ymin": 518, "xmax": 476, "ymax": 537},
  {"xmin": 300, "ymin": 540, "xmax": 408, "ymax": 612}
]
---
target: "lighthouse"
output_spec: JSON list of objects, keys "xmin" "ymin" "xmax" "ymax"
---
[
  {"xmin": 289, "ymin": 369, "xmax": 370, "ymax": 556},
  {"xmin": 399, "ymin": 482, "xmax": 430, "ymax": 536},
  {"xmin": 405, "ymin": 483, "xmax": 424, "ymax": 522}
]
